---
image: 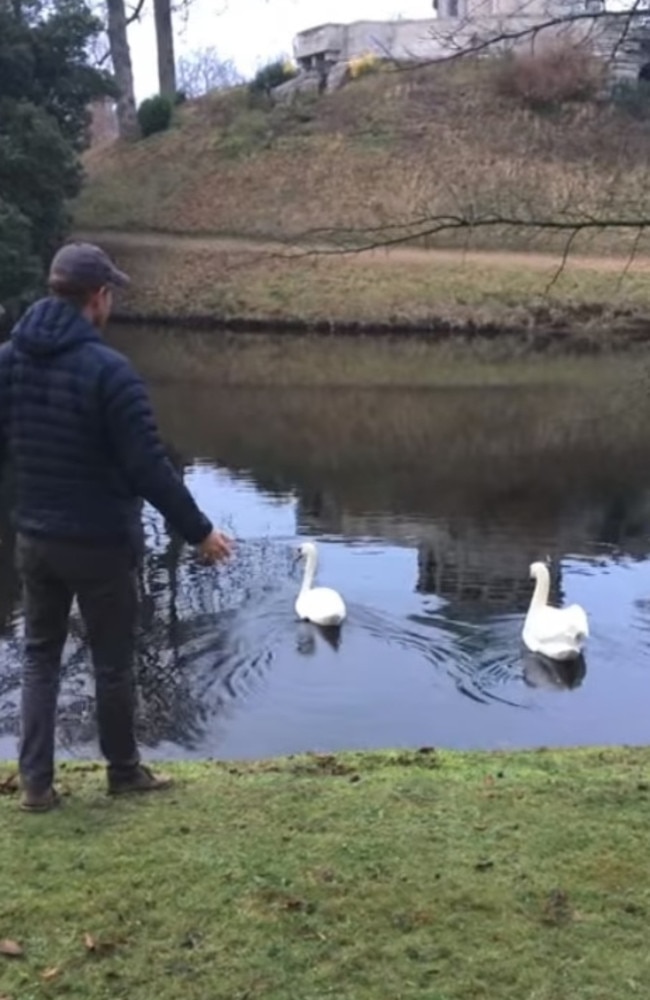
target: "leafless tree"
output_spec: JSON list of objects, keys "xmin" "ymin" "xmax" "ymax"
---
[
  {"xmin": 105, "ymin": 0, "xmax": 140, "ymax": 139},
  {"xmin": 177, "ymin": 45, "xmax": 242, "ymax": 97},
  {"xmin": 153, "ymin": 0, "xmax": 176, "ymax": 96},
  {"xmin": 88, "ymin": 0, "xmax": 148, "ymax": 139}
]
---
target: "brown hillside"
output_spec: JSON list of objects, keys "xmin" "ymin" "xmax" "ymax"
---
[{"xmin": 77, "ymin": 62, "xmax": 650, "ymax": 255}]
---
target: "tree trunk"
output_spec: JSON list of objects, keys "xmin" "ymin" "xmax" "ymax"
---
[
  {"xmin": 105, "ymin": 0, "xmax": 139, "ymax": 140},
  {"xmin": 153, "ymin": 0, "xmax": 176, "ymax": 97}
]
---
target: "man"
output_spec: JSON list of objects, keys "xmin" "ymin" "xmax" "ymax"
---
[{"xmin": 0, "ymin": 242, "xmax": 232, "ymax": 812}]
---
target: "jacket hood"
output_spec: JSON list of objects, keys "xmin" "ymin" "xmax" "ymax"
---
[{"xmin": 11, "ymin": 297, "xmax": 101, "ymax": 358}]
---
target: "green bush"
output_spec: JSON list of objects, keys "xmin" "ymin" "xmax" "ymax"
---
[
  {"xmin": 249, "ymin": 59, "xmax": 297, "ymax": 97},
  {"xmin": 0, "ymin": 0, "xmax": 114, "ymax": 317},
  {"xmin": 137, "ymin": 95, "xmax": 173, "ymax": 138}
]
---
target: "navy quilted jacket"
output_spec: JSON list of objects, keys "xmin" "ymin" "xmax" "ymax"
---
[{"xmin": 0, "ymin": 298, "xmax": 213, "ymax": 548}]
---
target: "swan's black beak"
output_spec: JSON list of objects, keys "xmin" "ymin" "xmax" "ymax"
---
[{"xmin": 291, "ymin": 551, "xmax": 302, "ymax": 569}]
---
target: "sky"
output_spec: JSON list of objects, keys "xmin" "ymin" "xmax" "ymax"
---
[{"xmin": 128, "ymin": 0, "xmax": 434, "ymax": 101}]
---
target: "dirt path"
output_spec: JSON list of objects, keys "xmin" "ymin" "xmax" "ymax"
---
[{"xmin": 75, "ymin": 228, "xmax": 650, "ymax": 275}]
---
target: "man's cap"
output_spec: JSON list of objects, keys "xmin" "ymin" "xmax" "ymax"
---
[{"xmin": 49, "ymin": 242, "xmax": 130, "ymax": 291}]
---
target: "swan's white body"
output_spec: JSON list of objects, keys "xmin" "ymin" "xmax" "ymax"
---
[
  {"xmin": 522, "ymin": 561, "xmax": 588, "ymax": 661},
  {"xmin": 294, "ymin": 541, "xmax": 346, "ymax": 627}
]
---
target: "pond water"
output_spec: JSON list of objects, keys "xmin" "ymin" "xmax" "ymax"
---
[{"xmin": 1, "ymin": 330, "xmax": 650, "ymax": 761}]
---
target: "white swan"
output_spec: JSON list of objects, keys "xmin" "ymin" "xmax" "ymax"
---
[
  {"xmin": 294, "ymin": 541, "xmax": 347, "ymax": 627},
  {"xmin": 522, "ymin": 561, "xmax": 588, "ymax": 661}
]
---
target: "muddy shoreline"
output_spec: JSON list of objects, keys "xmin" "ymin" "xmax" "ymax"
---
[{"xmin": 112, "ymin": 308, "xmax": 650, "ymax": 354}]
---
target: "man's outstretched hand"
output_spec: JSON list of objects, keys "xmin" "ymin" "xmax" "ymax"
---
[{"xmin": 198, "ymin": 529, "xmax": 234, "ymax": 563}]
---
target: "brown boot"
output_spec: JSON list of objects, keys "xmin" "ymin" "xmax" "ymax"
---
[
  {"xmin": 19, "ymin": 787, "xmax": 61, "ymax": 813},
  {"xmin": 108, "ymin": 764, "xmax": 173, "ymax": 796}
]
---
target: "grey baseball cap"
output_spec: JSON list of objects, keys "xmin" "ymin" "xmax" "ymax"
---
[{"xmin": 49, "ymin": 242, "xmax": 131, "ymax": 290}]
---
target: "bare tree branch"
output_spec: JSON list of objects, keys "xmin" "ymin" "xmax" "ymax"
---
[
  {"xmin": 88, "ymin": 0, "xmax": 147, "ymax": 72},
  {"xmin": 356, "ymin": 0, "xmax": 646, "ymax": 97},
  {"xmin": 544, "ymin": 226, "xmax": 581, "ymax": 293},
  {"xmin": 177, "ymin": 46, "xmax": 242, "ymax": 97},
  {"xmin": 288, "ymin": 216, "xmax": 650, "ymax": 259},
  {"xmin": 617, "ymin": 226, "xmax": 645, "ymax": 292},
  {"xmin": 126, "ymin": 0, "xmax": 147, "ymax": 26}
]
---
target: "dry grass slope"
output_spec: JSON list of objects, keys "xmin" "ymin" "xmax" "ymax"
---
[{"xmin": 78, "ymin": 61, "xmax": 650, "ymax": 257}]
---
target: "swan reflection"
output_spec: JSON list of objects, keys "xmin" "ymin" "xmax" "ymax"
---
[
  {"xmin": 521, "ymin": 649, "xmax": 587, "ymax": 691},
  {"xmin": 296, "ymin": 621, "xmax": 343, "ymax": 655}
]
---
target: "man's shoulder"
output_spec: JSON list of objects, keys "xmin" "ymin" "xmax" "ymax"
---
[{"xmin": 82, "ymin": 340, "xmax": 140, "ymax": 385}]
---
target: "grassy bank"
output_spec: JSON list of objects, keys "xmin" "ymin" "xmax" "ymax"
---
[
  {"xmin": 2, "ymin": 748, "xmax": 650, "ymax": 999},
  {"xmin": 82, "ymin": 230, "xmax": 650, "ymax": 344}
]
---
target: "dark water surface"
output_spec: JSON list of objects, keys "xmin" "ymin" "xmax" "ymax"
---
[{"xmin": 1, "ymin": 332, "xmax": 650, "ymax": 761}]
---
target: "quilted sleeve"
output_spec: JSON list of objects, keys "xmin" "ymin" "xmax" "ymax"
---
[{"xmin": 101, "ymin": 355, "xmax": 213, "ymax": 546}]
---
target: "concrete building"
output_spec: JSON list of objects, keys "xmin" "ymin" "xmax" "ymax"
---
[{"xmin": 275, "ymin": 0, "xmax": 647, "ymax": 99}]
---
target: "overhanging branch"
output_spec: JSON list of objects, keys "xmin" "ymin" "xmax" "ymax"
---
[{"xmin": 294, "ymin": 215, "xmax": 650, "ymax": 256}]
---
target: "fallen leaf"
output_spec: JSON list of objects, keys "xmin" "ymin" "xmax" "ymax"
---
[
  {"xmin": 41, "ymin": 967, "xmax": 60, "ymax": 982},
  {"xmin": 0, "ymin": 940, "xmax": 23, "ymax": 958}
]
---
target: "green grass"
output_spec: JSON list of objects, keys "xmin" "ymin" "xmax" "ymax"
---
[
  {"xmin": 80, "ymin": 231, "xmax": 650, "ymax": 340},
  {"xmin": 2, "ymin": 748, "xmax": 650, "ymax": 999}
]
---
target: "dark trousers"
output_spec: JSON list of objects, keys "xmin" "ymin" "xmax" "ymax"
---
[{"xmin": 15, "ymin": 533, "xmax": 141, "ymax": 792}]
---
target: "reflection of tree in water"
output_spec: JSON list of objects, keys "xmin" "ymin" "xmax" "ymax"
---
[
  {"xmin": 56, "ymin": 507, "xmax": 282, "ymax": 753},
  {"xmin": 0, "ymin": 469, "xmax": 19, "ymax": 635},
  {"xmin": 0, "ymin": 454, "xmax": 287, "ymax": 755},
  {"xmin": 0, "ymin": 633, "xmax": 21, "ymax": 744},
  {"xmin": 416, "ymin": 539, "xmax": 564, "ymax": 614}
]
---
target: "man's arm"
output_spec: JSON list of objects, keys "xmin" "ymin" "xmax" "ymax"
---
[{"xmin": 101, "ymin": 356, "xmax": 218, "ymax": 547}]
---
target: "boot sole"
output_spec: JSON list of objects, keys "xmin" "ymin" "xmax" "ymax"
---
[
  {"xmin": 19, "ymin": 793, "xmax": 61, "ymax": 813},
  {"xmin": 107, "ymin": 781, "xmax": 173, "ymax": 796}
]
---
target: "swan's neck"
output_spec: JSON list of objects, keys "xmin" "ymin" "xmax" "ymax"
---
[
  {"xmin": 300, "ymin": 550, "xmax": 318, "ymax": 594},
  {"xmin": 530, "ymin": 566, "xmax": 551, "ymax": 609}
]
